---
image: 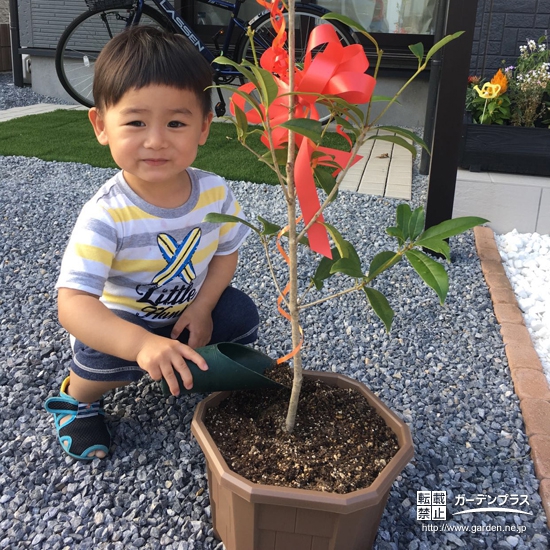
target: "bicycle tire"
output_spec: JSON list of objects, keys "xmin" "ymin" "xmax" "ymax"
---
[
  {"xmin": 236, "ymin": 5, "xmax": 356, "ymax": 123},
  {"xmin": 56, "ymin": 4, "xmax": 171, "ymax": 107}
]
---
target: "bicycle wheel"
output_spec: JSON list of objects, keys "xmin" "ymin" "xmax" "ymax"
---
[
  {"xmin": 56, "ymin": 4, "xmax": 171, "ymax": 107},
  {"xmin": 236, "ymin": 5, "xmax": 356, "ymax": 123}
]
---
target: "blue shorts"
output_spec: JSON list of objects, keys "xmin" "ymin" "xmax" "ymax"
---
[{"xmin": 69, "ymin": 286, "xmax": 259, "ymax": 382}]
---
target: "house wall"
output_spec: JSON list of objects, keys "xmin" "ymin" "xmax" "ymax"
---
[
  {"xmin": 22, "ymin": 0, "xmax": 548, "ymax": 121},
  {"xmin": 470, "ymin": 0, "xmax": 550, "ymax": 78},
  {"xmin": 0, "ymin": 0, "xmax": 10, "ymax": 24},
  {"xmin": 17, "ymin": 0, "xmax": 109, "ymax": 49}
]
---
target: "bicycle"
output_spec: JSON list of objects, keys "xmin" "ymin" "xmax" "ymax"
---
[{"xmin": 55, "ymin": 0, "xmax": 356, "ymax": 116}]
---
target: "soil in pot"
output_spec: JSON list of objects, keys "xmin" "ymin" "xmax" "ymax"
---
[{"xmin": 204, "ymin": 364, "xmax": 399, "ymax": 494}]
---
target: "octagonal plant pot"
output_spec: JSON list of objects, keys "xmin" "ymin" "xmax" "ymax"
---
[{"xmin": 191, "ymin": 371, "xmax": 414, "ymax": 550}]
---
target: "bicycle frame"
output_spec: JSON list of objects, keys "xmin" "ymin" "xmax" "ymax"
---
[{"xmin": 133, "ymin": 0, "xmax": 269, "ymax": 77}]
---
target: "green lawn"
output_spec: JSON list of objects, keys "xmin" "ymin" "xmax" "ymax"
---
[{"xmin": 0, "ymin": 109, "xmax": 351, "ymax": 185}]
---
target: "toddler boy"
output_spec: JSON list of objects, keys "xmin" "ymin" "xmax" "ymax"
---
[{"xmin": 45, "ymin": 26, "xmax": 259, "ymax": 460}]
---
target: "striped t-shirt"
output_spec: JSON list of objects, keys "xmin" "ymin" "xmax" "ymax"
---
[{"xmin": 56, "ymin": 168, "xmax": 250, "ymax": 327}]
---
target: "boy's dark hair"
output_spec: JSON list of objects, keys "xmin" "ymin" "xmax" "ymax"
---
[{"xmin": 92, "ymin": 25, "xmax": 213, "ymax": 115}]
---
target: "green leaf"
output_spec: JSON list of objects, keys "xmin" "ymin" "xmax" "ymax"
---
[
  {"xmin": 368, "ymin": 250, "xmax": 401, "ymax": 279},
  {"xmin": 364, "ymin": 287, "xmax": 394, "ymax": 332},
  {"xmin": 417, "ymin": 216, "xmax": 488, "ymax": 242},
  {"xmin": 231, "ymin": 102, "xmax": 248, "ymax": 142},
  {"xmin": 405, "ymin": 249, "xmax": 449, "ymax": 304},
  {"xmin": 370, "ymin": 95, "xmax": 397, "ymax": 103},
  {"xmin": 342, "ymin": 240, "xmax": 362, "ymax": 267},
  {"xmin": 257, "ymin": 216, "xmax": 281, "ymax": 236},
  {"xmin": 215, "ymin": 85, "xmax": 264, "ymax": 121},
  {"xmin": 322, "ymin": 12, "xmax": 368, "ymax": 34},
  {"xmin": 311, "ymin": 238, "xmax": 362, "ymax": 289},
  {"xmin": 415, "ymin": 237, "xmax": 451, "ymax": 261},
  {"xmin": 312, "ymin": 247, "xmax": 341, "ymax": 290},
  {"xmin": 204, "ymin": 213, "xmax": 260, "ymax": 233},
  {"xmin": 386, "ymin": 226, "xmax": 405, "ymax": 245},
  {"xmin": 314, "ymin": 166, "xmax": 338, "ymax": 201},
  {"xmin": 396, "ymin": 203, "xmax": 412, "ymax": 241},
  {"xmin": 250, "ymin": 66, "xmax": 279, "ymax": 107},
  {"xmin": 213, "ymin": 56, "xmax": 256, "ymax": 84},
  {"xmin": 409, "ymin": 42, "xmax": 425, "ymax": 65},
  {"xmin": 323, "ymin": 223, "xmax": 348, "ymax": 258},
  {"xmin": 367, "ymin": 134, "xmax": 417, "ymax": 157},
  {"xmin": 262, "ymin": 147, "xmax": 288, "ymax": 166},
  {"xmin": 408, "ymin": 206, "xmax": 425, "ymax": 241},
  {"xmin": 333, "ymin": 116, "xmax": 355, "ymax": 132},
  {"xmin": 278, "ymin": 118, "xmax": 323, "ymax": 144},
  {"xmin": 329, "ymin": 257, "xmax": 365, "ymax": 278},
  {"xmin": 376, "ymin": 126, "xmax": 429, "ymax": 154},
  {"xmin": 319, "ymin": 96, "xmax": 366, "ymax": 125},
  {"xmin": 424, "ymin": 31, "xmax": 464, "ymax": 65}
]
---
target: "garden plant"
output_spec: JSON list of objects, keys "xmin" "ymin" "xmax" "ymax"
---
[
  {"xmin": 466, "ymin": 35, "xmax": 550, "ymax": 127},
  {"xmin": 206, "ymin": 0, "xmax": 485, "ymax": 434}
]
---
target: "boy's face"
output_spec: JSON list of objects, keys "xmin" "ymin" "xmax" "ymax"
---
[{"xmin": 89, "ymin": 85, "xmax": 213, "ymax": 192}]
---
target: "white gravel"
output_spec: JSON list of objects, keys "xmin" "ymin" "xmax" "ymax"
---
[{"xmin": 495, "ymin": 231, "xmax": 550, "ymax": 384}]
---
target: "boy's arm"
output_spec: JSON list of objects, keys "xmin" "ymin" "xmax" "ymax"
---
[
  {"xmin": 170, "ymin": 251, "xmax": 239, "ymax": 347},
  {"xmin": 57, "ymin": 288, "xmax": 208, "ymax": 395}
]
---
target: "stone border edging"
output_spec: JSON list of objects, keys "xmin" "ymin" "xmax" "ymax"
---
[{"xmin": 474, "ymin": 226, "xmax": 550, "ymax": 528}]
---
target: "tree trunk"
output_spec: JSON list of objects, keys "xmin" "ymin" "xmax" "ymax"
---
[{"xmin": 283, "ymin": 0, "xmax": 303, "ymax": 434}]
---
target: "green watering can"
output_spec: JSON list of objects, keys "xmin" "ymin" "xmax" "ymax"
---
[{"xmin": 160, "ymin": 342, "xmax": 286, "ymax": 396}]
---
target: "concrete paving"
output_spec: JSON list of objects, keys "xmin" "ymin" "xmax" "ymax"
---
[{"xmin": 0, "ymin": 103, "xmax": 87, "ymax": 122}]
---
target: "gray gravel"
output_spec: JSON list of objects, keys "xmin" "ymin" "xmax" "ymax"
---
[
  {"xmin": 1, "ymin": 78, "xmax": 548, "ymax": 549},
  {"xmin": 0, "ymin": 74, "xmax": 71, "ymax": 110}
]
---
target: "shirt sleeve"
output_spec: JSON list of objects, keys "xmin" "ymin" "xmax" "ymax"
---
[
  {"xmin": 215, "ymin": 183, "xmax": 251, "ymax": 255},
  {"xmin": 56, "ymin": 201, "xmax": 118, "ymax": 296}
]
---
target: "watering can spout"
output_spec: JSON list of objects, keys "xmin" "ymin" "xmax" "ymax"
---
[{"xmin": 161, "ymin": 343, "xmax": 285, "ymax": 396}]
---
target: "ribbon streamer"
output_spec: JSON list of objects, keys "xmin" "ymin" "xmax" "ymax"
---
[{"xmin": 275, "ymin": 219, "xmax": 304, "ymax": 364}]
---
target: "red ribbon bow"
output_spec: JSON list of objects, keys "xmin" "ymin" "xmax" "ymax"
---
[{"xmin": 231, "ymin": 1, "xmax": 376, "ymax": 257}]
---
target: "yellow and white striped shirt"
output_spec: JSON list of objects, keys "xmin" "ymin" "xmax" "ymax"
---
[{"xmin": 57, "ymin": 168, "xmax": 250, "ymax": 327}]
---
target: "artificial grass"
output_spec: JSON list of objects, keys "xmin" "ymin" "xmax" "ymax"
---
[{"xmin": 0, "ymin": 109, "xmax": 351, "ymax": 185}]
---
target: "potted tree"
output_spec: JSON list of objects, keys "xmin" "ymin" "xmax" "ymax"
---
[{"xmin": 182, "ymin": 1, "xmax": 485, "ymax": 548}]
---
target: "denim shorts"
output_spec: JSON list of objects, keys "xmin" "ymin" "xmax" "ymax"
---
[{"xmin": 69, "ymin": 286, "xmax": 259, "ymax": 382}]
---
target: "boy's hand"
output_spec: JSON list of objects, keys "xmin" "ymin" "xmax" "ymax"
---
[
  {"xmin": 171, "ymin": 306, "xmax": 213, "ymax": 349},
  {"xmin": 135, "ymin": 333, "xmax": 208, "ymax": 395}
]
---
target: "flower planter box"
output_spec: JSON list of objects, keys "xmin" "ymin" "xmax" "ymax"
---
[
  {"xmin": 458, "ymin": 122, "xmax": 550, "ymax": 177},
  {"xmin": 191, "ymin": 371, "xmax": 414, "ymax": 550}
]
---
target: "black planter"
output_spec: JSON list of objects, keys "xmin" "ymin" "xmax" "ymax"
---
[{"xmin": 459, "ymin": 120, "xmax": 550, "ymax": 177}]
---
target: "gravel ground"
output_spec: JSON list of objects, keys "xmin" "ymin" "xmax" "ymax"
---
[
  {"xmin": 1, "ymin": 78, "xmax": 548, "ymax": 549},
  {"xmin": 0, "ymin": 74, "xmax": 71, "ymax": 110}
]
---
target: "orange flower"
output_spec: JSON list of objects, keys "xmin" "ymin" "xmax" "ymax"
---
[{"xmin": 490, "ymin": 69, "xmax": 508, "ymax": 96}]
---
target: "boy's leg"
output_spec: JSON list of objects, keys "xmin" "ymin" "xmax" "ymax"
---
[
  {"xmin": 208, "ymin": 286, "xmax": 259, "ymax": 345},
  {"xmin": 65, "ymin": 372, "xmax": 131, "ymax": 403},
  {"xmin": 157, "ymin": 286, "xmax": 260, "ymax": 345},
  {"xmin": 45, "ymin": 310, "xmax": 150, "ymax": 461}
]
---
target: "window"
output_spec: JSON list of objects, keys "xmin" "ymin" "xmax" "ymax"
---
[
  {"xmin": 318, "ymin": 0, "xmax": 437, "ymax": 35},
  {"xmin": 188, "ymin": 0, "xmax": 438, "ymax": 71}
]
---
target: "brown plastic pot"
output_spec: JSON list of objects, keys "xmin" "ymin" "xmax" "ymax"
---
[{"xmin": 191, "ymin": 371, "xmax": 414, "ymax": 550}]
